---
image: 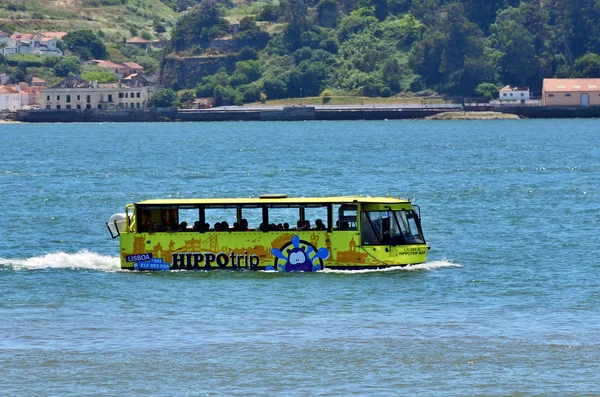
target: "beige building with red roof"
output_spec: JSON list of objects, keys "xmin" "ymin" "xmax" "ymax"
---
[
  {"xmin": 121, "ymin": 61, "xmax": 145, "ymax": 75},
  {"xmin": 31, "ymin": 77, "xmax": 48, "ymax": 87},
  {"xmin": 543, "ymin": 78, "xmax": 600, "ymax": 106},
  {"xmin": 0, "ymin": 86, "xmax": 22, "ymax": 111},
  {"xmin": 90, "ymin": 60, "xmax": 127, "ymax": 77}
]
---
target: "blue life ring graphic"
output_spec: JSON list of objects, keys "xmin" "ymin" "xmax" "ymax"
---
[{"xmin": 268, "ymin": 235, "xmax": 329, "ymax": 272}]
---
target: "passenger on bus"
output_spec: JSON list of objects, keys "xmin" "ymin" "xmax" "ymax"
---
[
  {"xmin": 221, "ymin": 221, "xmax": 229, "ymax": 231},
  {"xmin": 297, "ymin": 220, "xmax": 310, "ymax": 231},
  {"xmin": 283, "ymin": 223, "xmax": 290, "ymax": 230},
  {"xmin": 149, "ymin": 222, "xmax": 161, "ymax": 234},
  {"xmin": 192, "ymin": 221, "xmax": 202, "ymax": 231},
  {"xmin": 141, "ymin": 210, "xmax": 152, "ymax": 231},
  {"xmin": 214, "ymin": 222, "xmax": 222, "ymax": 231},
  {"xmin": 315, "ymin": 219, "xmax": 326, "ymax": 230},
  {"xmin": 240, "ymin": 219, "xmax": 249, "ymax": 231},
  {"xmin": 178, "ymin": 222, "xmax": 188, "ymax": 232}
]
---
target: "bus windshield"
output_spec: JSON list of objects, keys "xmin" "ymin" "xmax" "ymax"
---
[{"xmin": 361, "ymin": 210, "xmax": 425, "ymax": 246}]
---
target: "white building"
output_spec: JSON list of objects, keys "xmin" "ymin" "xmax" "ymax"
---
[
  {"xmin": 0, "ymin": 86, "xmax": 22, "ymax": 111},
  {"xmin": 2, "ymin": 32, "xmax": 63, "ymax": 56},
  {"xmin": 40, "ymin": 78, "xmax": 154, "ymax": 110},
  {"xmin": 498, "ymin": 85, "xmax": 530, "ymax": 101}
]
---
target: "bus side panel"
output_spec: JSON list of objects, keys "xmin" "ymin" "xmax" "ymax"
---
[{"xmin": 118, "ymin": 231, "xmax": 427, "ymax": 270}]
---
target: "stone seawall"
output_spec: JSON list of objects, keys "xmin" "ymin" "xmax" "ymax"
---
[
  {"xmin": 494, "ymin": 106, "xmax": 600, "ymax": 118},
  {"xmin": 15, "ymin": 105, "xmax": 600, "ymax": 123},
  {"xmin": 18, "ymin": 106, "xmax": 455, "ymax": 122}
]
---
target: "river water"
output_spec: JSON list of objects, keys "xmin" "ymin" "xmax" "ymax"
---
[{"xmin": 0, "ymin": 120, "xmax": 598, "ymax": 395}]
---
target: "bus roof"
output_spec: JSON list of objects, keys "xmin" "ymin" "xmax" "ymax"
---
[{"xmin": 134, "ymin": 195, "xmax": 412, "ymax": 206}]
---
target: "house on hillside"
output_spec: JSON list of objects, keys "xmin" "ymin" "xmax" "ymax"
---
[
  {"xmin": 31, "ymin": 77, "xmax": 48, "ymax": 87},
  {"xmin": 499, "ymin": 85, "xmax": 530, "ymax": 101},
  {"xmin": 4, "ymin": 32, "xmax": 63, "ymax": 56},
  {"xmin": 89, "ymin": 60, "xmax": 127, "ymax": 79},
  {"xmin": 39, "ymin": 31, "xmax": 68, "ymax": 40},
  {"xmin": 121, "ymin": 73, "xmax": 156, "ymax": 88},
  {"xmin": 542, "ymin": 78, "xmax": 600, "ymax": 106},
  {"xmin": 122, "ymin": 61, "xmax": 145, "ymax": 76},
  {"xmin": 0, "ymin": 86, "xmax": 22, "ymax": 111}
]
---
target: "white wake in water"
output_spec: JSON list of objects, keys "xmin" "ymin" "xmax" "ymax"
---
[
  {"xmin": 0, "ymin": 250, "xmax": 120, "ymax": 271},
  {"xmin": 320, "ymin": 259, "xmax": 461, "ymax": 274},
  {"xmin": 0, "ymin": 253, "xmax": 459, "ymax": 274}
]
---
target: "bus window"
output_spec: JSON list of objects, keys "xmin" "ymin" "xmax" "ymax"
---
[
  {"xmin": 336, "ymin": 204, "xmax": 357, "ymax": 230},
  {"xmin": 204, "ymin": 208, "xmax": 237, "ymax": 231},
  {"xmin": 178, "ymin": 208, "xmax": 199, "ymax": 231},
  {"xmin": 238, "ymin": 207, "xmax": 262, "ymax": 231},
  {"xmin": 267, "ymin": 207, "xmax": 299, "ymax": 230},
  {"xmin": 392, "ymin": 210, "xmax": 425, "ymax": 244},
  {"xmin": 361, "ymin": 210, "xmax": 425, "ymax": 246},
  {"xmin": 304, "ymin": 206, "xmax": 328, "ymax": 231}
]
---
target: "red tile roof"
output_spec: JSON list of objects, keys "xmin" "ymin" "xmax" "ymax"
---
[
  {"xmin": 10, "ymin": 33, "xmax": 35, "ymax": 41},
  {"xmin": 126, "ymin": 36, "xmax": 151, "ymax": 44},
  {"xmin": 122, "ymin": 61, "xmax": 144, "ymax": 70},
  {"xmin": 92, "ymin": 60, "xmax": 126, "ymax": 70},
  {"xmin": 40, "ymin": 31, "xmax": 68, "ymax": 39},
  {"xmin": 17, "ymin": 83, "xmax": 33, "ymax": 94},
  {"xmin": 499, "ymin": 85, "xmax": 529, "ymax": 92},
  {"xmin": 543, "ymin": 78, "xmax": 600, "ymax": 92},
  {"xmin": 0, "ymin": 86, "xmax": 18, "ymax": 94}
]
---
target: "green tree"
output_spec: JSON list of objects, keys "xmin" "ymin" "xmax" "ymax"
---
[
  {"xmin": 316, "ymin": 0, "xmax": 339, "ymax": 28},
  {"xmin": 62, "ymin": 30, "xmax": 107, "ymax": 61},
  {"xmin": 81, "ymin": 66, "xmax": 118, "ymax": 83},
  {"xmin": 235, "ymin": 60, "xmax": 261, "ymax": 82},
  {"xmin": 337, "ymin": 7, "xmax": 378, "ymax": 42},
  {"xmin": 489, "ymin": 19, "xmax": 538, "ymax": 85},
  {"xmin": 281, "ymin": 0, "xmax": 310, "ymax": 50},
  {"xmin": 171, "ymin": 0, "xmax": 229, "ymax": 51},
  {"xmin": 573, "ymin": 53, "xmax": 600, "ymax": 77},
  {"xmin": 238, "ymin": 47, "xmax": 259, "ymax": 61},
  {"xmin": 149, "ymin": 88, "xmax": 181, "ymax": 108},
  {"xmin": 475, "ymin": 82, "xmax": 500, "ymax": 101},
  {"xmin": 262, "ymin": 77, "xmax": 287, "ymax": 99},
  {"xmin": 214, "ymin": 84, "xmax": 243, "ymax": 106},
  {"xmin": 409, "ymin": 3, "xmax": 495, "ymax": 94},
  {"xmin": 489, "ymin": 4, "xmax": 550, "ymax": 86},
  {"xmin": 179, "ymin": 91, "xmax": 196, "ymax": 108},
  {"xmin": 54, "ymin": 56, "xmax": 81, "ymax": 77}
]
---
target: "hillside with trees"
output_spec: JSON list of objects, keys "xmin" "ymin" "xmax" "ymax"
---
[
  {"xmin": 163, "ymin": 0, "xmax": 600, "ymax": 105},
  {"xmin": 3, "ymin": 0, "xmax": 600, "ymax": 106}
]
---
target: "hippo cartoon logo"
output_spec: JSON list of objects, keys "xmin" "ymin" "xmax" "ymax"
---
[{"xmin": 268, "ymin": 235, "xmax": 329, "ymax": 272}]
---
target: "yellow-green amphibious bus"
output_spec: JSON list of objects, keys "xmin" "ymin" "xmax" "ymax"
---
[{"xmin": 106, "ymin": 195, "xmax": 429, "ymax": 271}]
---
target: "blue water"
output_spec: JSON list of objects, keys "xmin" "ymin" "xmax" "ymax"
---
[{"xmin": 1, "ymin": 120, "xmax": 599, "ymax": 395}]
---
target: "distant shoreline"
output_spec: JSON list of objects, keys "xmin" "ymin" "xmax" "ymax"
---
[{"xmin": 10, "ymin": 104, "xmax": 600, "ymax": 122}]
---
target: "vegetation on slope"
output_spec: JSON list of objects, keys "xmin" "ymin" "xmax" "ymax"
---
[{"xmin": 3, "ymin": 0, "xmax": 600, "ymax": 106}]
